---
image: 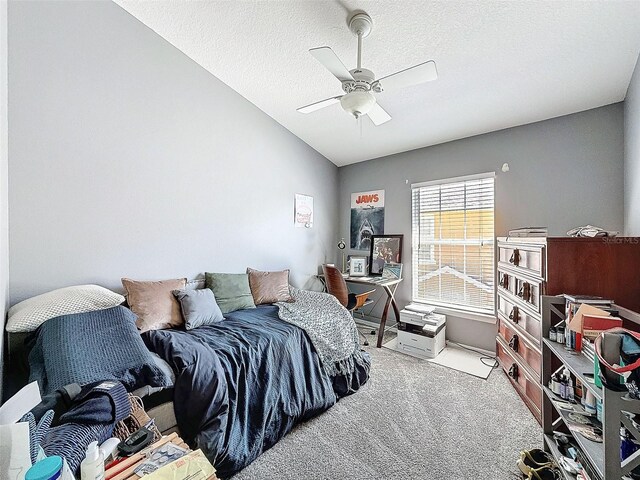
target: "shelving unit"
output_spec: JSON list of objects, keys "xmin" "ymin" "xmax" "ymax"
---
[
  {"xmin": 544, "ymin": 339, "xmax": 602, "ymax": 402},
  {"xmin": 541, "ymin": 295, "xmax": 640, "ymax": 479}
]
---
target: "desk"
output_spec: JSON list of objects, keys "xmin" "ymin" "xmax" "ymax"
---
[{"xmin": 343, "ymin": 276, "xmax": 402, "ymax": 348}]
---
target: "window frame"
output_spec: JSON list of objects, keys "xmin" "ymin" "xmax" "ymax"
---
[{"xmin": 411, "ymin": 172, "xmax": 496, "ymax": 316}]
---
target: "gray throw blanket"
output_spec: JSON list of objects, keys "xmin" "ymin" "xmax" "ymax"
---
[{"xmin": 276, "ymin": 288, "xmax": 369, "ymax": 377}]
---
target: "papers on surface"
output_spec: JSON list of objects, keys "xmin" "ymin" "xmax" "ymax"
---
[
  {"xmin": 0, "ymin": 382, "xmax": 41, "ymax": 425},
  {"xmin": 508, "ymin": 227, "xmax": 548, "ymax": 237},
  {"xmin": 404, "ymin": 303, "xmax": 436, "ymax": 315},
  {"xmin": 143, "ymin": 449, "xmax": 216, "ymax": 480},
  {"xmin": 0, "ymin": 422, "xmax": 32, "ymax": 480}
]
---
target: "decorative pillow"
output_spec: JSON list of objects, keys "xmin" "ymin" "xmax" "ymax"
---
[
  {"xmin": 6, "ymin": 285, "xmax": 125, "ymax": 333},
  {"xmin": 246, "ymin": 268, "xmax": 293, "ymax": 305},
  {"xmin": 172, "ymin": 289, "xmax": 224, "ymax": 330},
  {"xmin": 205, "ymin": 273, "xmax": 256, "ymax": 314},
  {"xmin": 121, "ymin": 278, "xmax": 187, "ymax": 332}
]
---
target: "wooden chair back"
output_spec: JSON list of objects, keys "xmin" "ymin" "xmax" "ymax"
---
[{"xmin": 322, "ymin": 264, "xmax": 349, "ymax": 308}]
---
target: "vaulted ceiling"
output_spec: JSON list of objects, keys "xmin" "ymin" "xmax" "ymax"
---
[{"xmin": 115, "ymin": 0, "xmax": 640, "ymax": 166}]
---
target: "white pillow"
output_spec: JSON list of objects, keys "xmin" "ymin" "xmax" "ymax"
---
[{"xmin": 6, "ymin": 285, "xmax": 125, "ymax": 333}]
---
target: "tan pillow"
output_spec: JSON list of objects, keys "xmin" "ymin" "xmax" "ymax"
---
[
  {"xmin": 122, "ymin": 277, "xmax": 187, "ymax": 332},
  {"xmin": 246, "ymin": 268, "xmax": 293, "ymax": 305}
]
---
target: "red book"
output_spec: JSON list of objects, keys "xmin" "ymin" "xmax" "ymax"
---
[{"xmin": 582, "ymin": 314, "xmax": 622, "ymax": 338}]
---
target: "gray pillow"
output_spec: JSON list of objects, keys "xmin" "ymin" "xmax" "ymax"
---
[
  {"xmin": 205, "ymin": 272, "xmax": 256, "ymax": 314},
  {"xmin": 172, "ymin": 289, "xmax": 224, "ymax": 330}
]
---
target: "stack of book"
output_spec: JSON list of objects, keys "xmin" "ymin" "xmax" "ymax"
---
[
  {"xmin": 563, "ymin": 294, "xmax": 623, "ymax": 351},
  {"xmin": 507, "ymin": 227, "xmax": 548, "ymax": 237},
  {"xmin": 564, "ymin": 294, "xmax": 614, "ymax": 317}
]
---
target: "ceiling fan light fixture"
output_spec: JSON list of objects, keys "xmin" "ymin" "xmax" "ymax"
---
[{"xmin": 340, "ymin": 91, "xmax": 376, "ymax": 118}]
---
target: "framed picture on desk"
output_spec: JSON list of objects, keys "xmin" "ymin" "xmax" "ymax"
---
[
  {"xmin": 369, "ymin": 234, "xmax": 403, "ymax": 276},
  {"xmin": 349, "ymin": 256, "xmax": 367, "ymax": 277}
]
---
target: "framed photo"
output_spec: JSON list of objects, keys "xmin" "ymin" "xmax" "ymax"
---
[
  {"xmin": 349, "ymin": 256, "xmax": 368, "ymax": 277},
  {"xmin": 369, "ymin": 234, "xmax": 403, "ymax": 276},
  {"xmin": 294, "ymin": 193, "xmax": 313, "ymax": 228}
]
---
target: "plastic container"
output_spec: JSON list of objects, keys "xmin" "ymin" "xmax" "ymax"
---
[
  {"xmin": 596, "ymin": 400, "xmax": 603, "ymax": 422},
  {"xmin": 25, "ymin": 456, "xmax": 63, "ymax": 480},
  {"xmin": 556, "ymin": 326, "xmax": 565, "ymax": 344},
  {"xmin": 549, "ymin": 327, "xmax": 557, "ymax": 342},
  {"xmin": 80, "ymin": 441, "xmax": 105, "ymax": 480}
]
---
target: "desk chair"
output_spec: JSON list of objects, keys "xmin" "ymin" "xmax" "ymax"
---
[{"xmin": 322, "ymin": 264, "xmax": 375, "ymax": 346}]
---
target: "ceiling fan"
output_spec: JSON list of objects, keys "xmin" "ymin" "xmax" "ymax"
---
[{"xmin": 297, "ymin": 12, "xmax": 438, "ymax": 126}]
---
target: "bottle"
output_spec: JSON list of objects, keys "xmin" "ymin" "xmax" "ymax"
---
[
  {"xmin": 562, "ymin": 377, "xmax": 569, "ymax": 400},
  {"xmin": 549, "ymin": 327, "xmax": 557, "ymax": 342},
  {"xmin": 80, "ymin": 442, "xmax": 105, "ymax": 480},
  {"xmin": 596, "ymin": 400, "xmax": 603, "ymax": 422},
  {"xmin": 567, "ymin": 375, "xmax": 574, "ymax": 402},
  {"xmin": 575, "ymin": 378, "xmax": 583, "ymax": 400},
  {"xmin": 556, "ymin": 326, "xmax": 565, "ymax": 344},
  {"xmin": 551, "ymin": 374, "xmax": 560, "ymax": 395}
]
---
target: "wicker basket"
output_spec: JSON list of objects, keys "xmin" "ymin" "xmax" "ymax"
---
[{"xmin": 113, "ymin": 394, "xmax": 161, "ymax": 442}]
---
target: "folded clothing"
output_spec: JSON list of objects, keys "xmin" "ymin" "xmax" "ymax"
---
[{"xmin": 42, "ymin": 380, "xmax": 131, "ymax": 473}]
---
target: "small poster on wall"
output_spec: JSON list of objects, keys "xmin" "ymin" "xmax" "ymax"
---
[
  {"xmin": 350, "ymin": 190, "xmax": 384, "ymax": 250},
  {"xmin": 294, "ymin": 194, "xmax": 314, "ymax": 228}
]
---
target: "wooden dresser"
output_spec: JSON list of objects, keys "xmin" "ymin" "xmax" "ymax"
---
[
  {"xmin": 496, "ymin": 237, "xmax": 545, "ymax": 424},
  {"xmin": 495, "ymin": 236, "xmax": 640, "ymax": 424}
]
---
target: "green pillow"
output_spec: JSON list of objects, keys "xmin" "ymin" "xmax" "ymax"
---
[{"xmin": 205, "ymin": 272, "xmax": 256, "ymax": 314}]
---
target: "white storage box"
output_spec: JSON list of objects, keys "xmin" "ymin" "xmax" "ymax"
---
[{"xmin": 396, "ymin": 315, "xmax": 446, "ymax": 359}]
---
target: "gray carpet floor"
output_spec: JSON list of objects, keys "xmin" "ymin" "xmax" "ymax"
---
[{"xmin": 233, "ymin": 337, "xmax": 541, "ymax": 480}]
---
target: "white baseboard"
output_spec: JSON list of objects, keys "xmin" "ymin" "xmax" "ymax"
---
[
  {"xmin": 353, "ymin": 315, "xmax": 495, "ymax": 356},
  {"xmin": 353, "ymin": 315, "xmax": 398, "ymax": 333},
  {"xmin": 446, "ymin": 341, "xmax": 495, "ymax": 357}
]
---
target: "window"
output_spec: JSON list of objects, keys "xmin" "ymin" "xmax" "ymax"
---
[{"xmin": 412, "ymin": 173, "xmax": 495, "ymax": 314}]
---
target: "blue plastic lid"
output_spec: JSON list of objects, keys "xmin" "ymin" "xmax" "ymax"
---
[{"xmin": 25, "ymin": 456, "xmax": 63, "ymax": 480}]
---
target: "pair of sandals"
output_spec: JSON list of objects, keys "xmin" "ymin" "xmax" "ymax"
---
[{"xmin": 517, "ymin": 449, "xmax": 561, "ymax": 479}]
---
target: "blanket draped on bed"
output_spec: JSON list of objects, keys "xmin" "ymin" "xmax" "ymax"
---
[
  {"xmin": 143, "ymin": 305, "xmax": 370, "ymax": 478},
  {"xmin": 276, "ymin": 287, "xmax": 369, "ymax": 380},
  {"xmin": 28, "ymin": 306, "xmax": 171, "ymax": 395}
]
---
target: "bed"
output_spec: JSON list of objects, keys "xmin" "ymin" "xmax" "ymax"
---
[
  {"xmin": 13, "ymin": 288, "xmax": 370, "ymax": 479},
  {"xmin": 143, "ymin": 305, "xmax": 369, "ymax": 477}
]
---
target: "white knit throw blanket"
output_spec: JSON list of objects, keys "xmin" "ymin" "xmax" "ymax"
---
[{"xmin": 276, "ymin": 287, "xmax": 368, "ymax": 377}]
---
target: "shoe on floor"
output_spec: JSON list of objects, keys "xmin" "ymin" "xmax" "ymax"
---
[
  {"xmin": 527, "ymin": 466, "xmax": 561, "ymax": 480},
  {"xmin": 517, "ymin": 448, "xmax": 554, "ymax": 475}
]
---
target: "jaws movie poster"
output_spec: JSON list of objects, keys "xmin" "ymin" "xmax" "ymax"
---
[{"xmin": 350, "ymin": 190, "xmax": 385, "ymax": 250}]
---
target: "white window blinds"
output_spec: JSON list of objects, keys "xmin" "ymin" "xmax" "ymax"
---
[{"xmin": 412, "ymin": 173, "xmax": 495, "ymax": 314}]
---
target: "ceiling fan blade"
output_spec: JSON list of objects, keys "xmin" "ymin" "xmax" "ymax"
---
[
  {"xmin": 297, "ymin": 96, "xmax": 342, "ymax": 114},
  {"xmin": 309, "ymin": 47, "xmax": 354, "ymax": 82},
  {"xmin": 377, "ymin": 60, "xmax": 437, "ymax": 92},
  {"xmin": 367, "ymin": 103, "xmax": 391, "ymax": 126}
]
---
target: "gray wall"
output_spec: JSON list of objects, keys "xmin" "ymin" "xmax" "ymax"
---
[
  {"xmin": 8, "ymin": 0, "xmax": 337, "ymax": 304},
  {"xmin": 625, "ymin": 53, "xmax": 640, "ymax": 236},
  {"xmin": 1, "ymin": 0, "xmax": 9, "ymax": 400},
  {"xmin": 339, "ymin": 104, "xmax": 624, "ymax": 350}
]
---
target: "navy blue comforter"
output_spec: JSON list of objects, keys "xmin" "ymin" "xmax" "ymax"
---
[{"xmin": 142, "ymin": 305, "xmax": 368, "ymax": 478}]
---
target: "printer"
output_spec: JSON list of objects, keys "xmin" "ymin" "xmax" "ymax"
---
[{"xmin": 396, "ymin": 308, "xmax": 446, "ymax": 359}]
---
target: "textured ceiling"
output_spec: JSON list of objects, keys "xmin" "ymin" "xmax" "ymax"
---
[{"xmin": 114, "ymin": 0, "xmax": 640, "ymax": 166}]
